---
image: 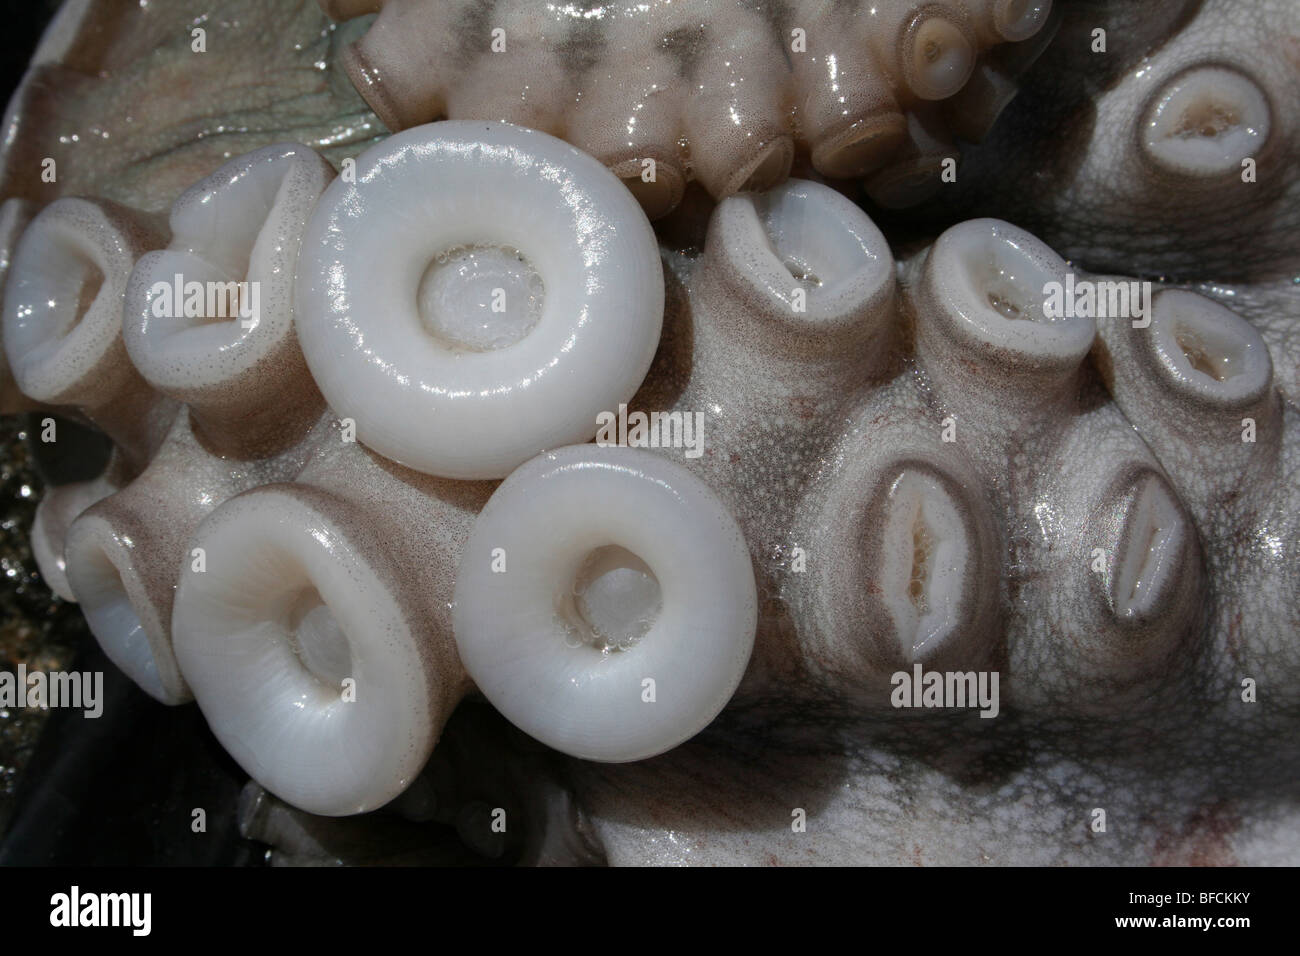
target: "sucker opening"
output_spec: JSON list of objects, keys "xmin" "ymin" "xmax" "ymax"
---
[
  {"xmin": 903, "ymin": 10, "xmax": 975, "ymax": 101},
  {"xmin": 1174, "ymin": 100, "xmax": 1241, "ymax": 140},
  {"xmin": 1112, "ymin": 474, "xmax": 1183, "ymax": 619},
  {"xmin": 1141, "ymin": 66, "xmax": 1270, "ymax": 177},
  {"xmin": 417, "ymin": 244, "xmax": 544, "ymax": 353},
  {"xmin": 908, "ymin": 510, "xmax": 936, "ymax": 615},
  {"xmin": 21, "ymin": 230, "xmax": 107, "ymax": 353},
  {"xmin": 1175, "ymin": 324, "xmax": 1245, "ymax": 383},
  {"xmin": 561, "ymin": 544, "xmax": 663, "ymax": 653},
  {"xmin": 880, "ymin": 469, "xmax": 969, "ymax": 659},
  {"xmin": 277, "ymin": 587, "xmax": 353, "ymax": 691},
  {"xmin": 965, "ymin": 245, "xmax": 1051, "ymax": 324}
]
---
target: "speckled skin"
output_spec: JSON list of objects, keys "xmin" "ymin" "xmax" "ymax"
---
[
  {"xmin": 916, "ymin": 0, "xmax": 1300, "ymax": 284},
  {"xmin": 289, "ymin": 427, "xmax": 487, "ymax": 718},
  {"xmin": 2, "ymin": 197, "xmax": 175, "ymax": 471},
  {"xmin": 21, "ymin": 166, "xmax": 1292, "ymax": 861},
  {"xmin": 0, "ymin": 0, "xmax": 1297, "ymax": 865},
  {"xmin": 3, "ymin": 196, "xmax": 179, "ymax": 601},
  {"xmin": 563, "ymin": 185, "xmax": 1300, "ymax": 865},
  {"xmin": 322, "ymin": 0, "xmax": 1059, "ymax": 214},
  {"xmin": 122, "ymin": 143, "xmax": 335, "ymax": 461},
  {"xmin": 626, "ymin": 189, "xmax": 1216, "ymax": 716},
  {"xmin": 6, "ymin": 143, "xmax": 338, "ymax": 704},
  {"xmin": 63, "ymin": 410, "xmax": 335, "ymax": 704}
]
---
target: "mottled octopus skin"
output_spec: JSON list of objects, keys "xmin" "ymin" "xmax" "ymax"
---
[
  {"xmin": 566, "ymin": 186, "xmax": 1300, "ymax": 866},
  {"xmin": 322, "ymin": 0, "xmax": 1060, "ymax": 215},
  {"xmin": 914, "ymin": 0, "xmax": 1300, "ymax": 284},
  {"xmin": 0, "ymin": 0, "xmax": 1297, "ymax": 866},
  {"xmin": 5, "ymin": 159, "xmax": 1297, "ymax": 861}
]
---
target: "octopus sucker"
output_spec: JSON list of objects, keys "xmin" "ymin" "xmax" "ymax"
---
[{"xmin": 0, "ymin": 0, "xmax": 1296, "ymax": 871}]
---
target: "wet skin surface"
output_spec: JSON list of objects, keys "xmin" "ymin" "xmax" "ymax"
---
[{"xmin": 1, "ymin": 0, "xmax": 1297, "ymax": 865}]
